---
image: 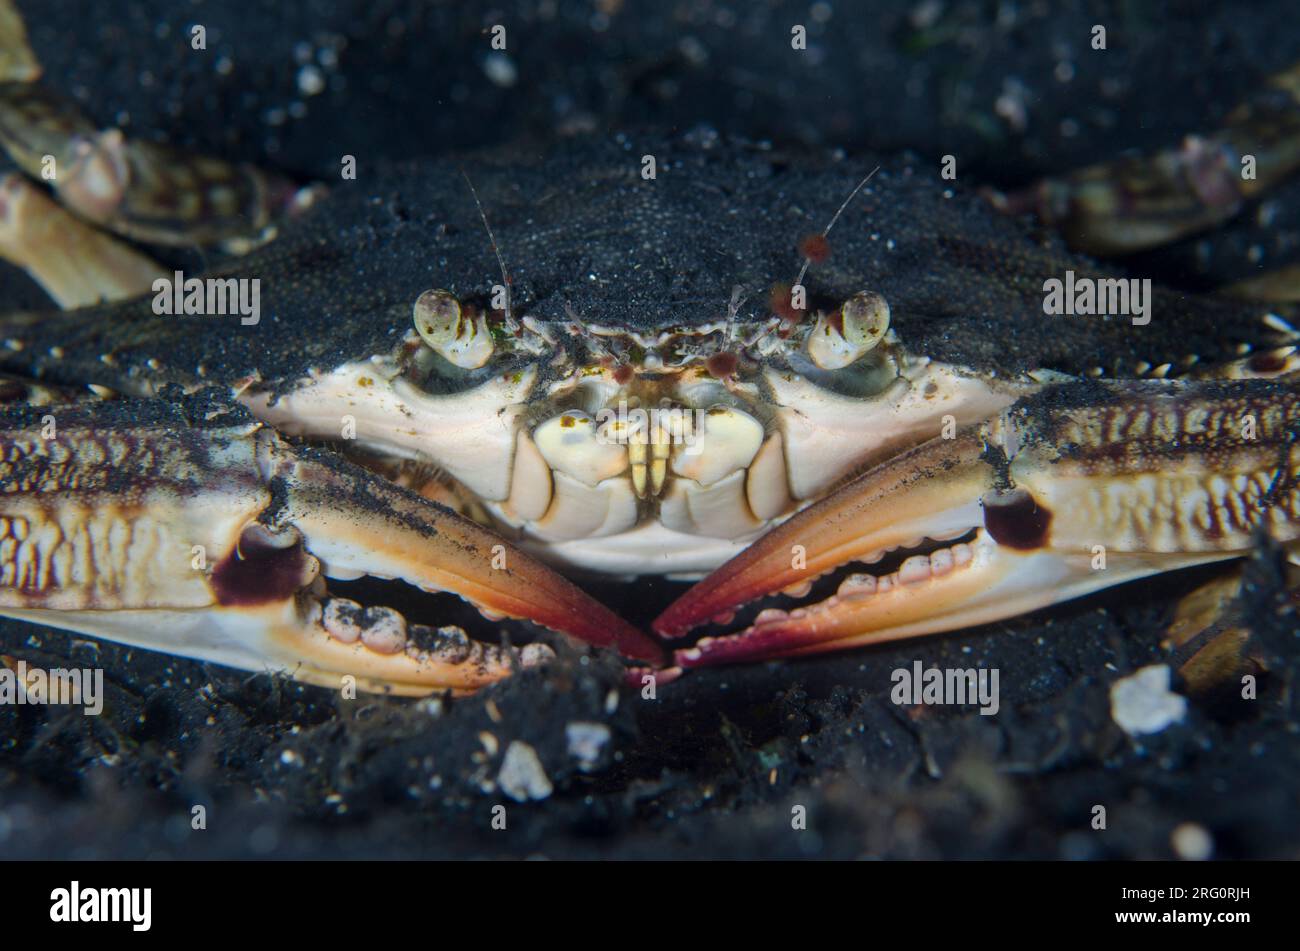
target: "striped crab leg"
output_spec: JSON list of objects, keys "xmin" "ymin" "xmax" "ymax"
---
[
  {"xmin": 0, "ymin": 396, "xmax": 661, "ymax": 695},
  {"xmin": 0, "ymin": 0, "xmax": 315, "ymax": 251},
  {"xmin": 655, "ymin": 380, "xmax": 1300, "ymax": 667},
  {"xmin": 990, "ymin": 63, "xmax": 1300, "ymax": 256}
]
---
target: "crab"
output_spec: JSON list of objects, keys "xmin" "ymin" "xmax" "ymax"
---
[{"xmin": 0, "ymin": 4, "xmax": 1296, "ymax": 697}]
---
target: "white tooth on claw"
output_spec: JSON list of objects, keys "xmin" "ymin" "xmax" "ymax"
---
[
  {"xmin": 409, "ymin": 624, "xmax": 474, "ymax": 664},
  {"xmin": 359, "ymin": 606, "xmax": 408, "ymax": 654},
  {"xmin": 671, "ymin": 406, "xmax": 764, "ymax": 487},
  {"xmin": 303, "ymin": 599, "xmax": 324, "ymax": 626},
  {"xmin": 930, "ymin": 528, "xmax": 971, "ymax": 542},
  {"xmin": 837, "ymin": 573, "xmax": 877, "ymax": 599},
  {"xmin": 322, "ymin": 598, "xmax": 364, "ymax": 643},
  {"xmin": 746, "ymin": 433, "xmax": 792, "ymax": 521},
  {"xmin": 519, "ymin": 643, "xmax": 556, "ymax": 668},
  {"xmin": 782, "ymin": 580, "xmax": 813, "ymax": 598},
  {"xmin": 929, "ymin": 548, "xmax": 955, "ymax": 577},
  {"xmin": 899, "ymin": 556, "xmax": 931, "ymax": 585},
  {"xmin": 533, "ymin": 412, "xmax": 628, "ymax": 487},
  {"xmin": 321, "ymin": 563, "xmax": 367, "ymax": 581}
]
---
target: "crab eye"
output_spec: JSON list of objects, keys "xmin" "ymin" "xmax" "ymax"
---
[
  {"xmin": 413, "ymin": 289, "xmax": 494, "ymax": 369},
  {"xmin": 806, "ymin": 291, "xmax": 890, "ymax": 370}
]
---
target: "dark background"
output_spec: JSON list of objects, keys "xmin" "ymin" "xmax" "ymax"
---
[
  {"xmin": 18, "ymin": 0, "xmax": 1300, "ymax": 182},
  {"xmin": 1, "ymin": 0, "xmax": 1298, "ymax": 859}
]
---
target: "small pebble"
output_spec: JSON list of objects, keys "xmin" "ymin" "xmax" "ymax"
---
[
  {"xmin": 498, "ymin": 741, "xmax": 553, "ymax": 801},
  {"xmin": 566, "ymin": 722, "xmax": 611, "ymax": 773},
  {"xmin": 1171, "ymin": 822, "xmax": 1213, "ymax": 861},
  {"xmin": 482, "ymin": 52, "xmax": 517, "ymax": 88},
  {"xmin": 1110, "ymin": 665, "xmax": 1187, "ymax": 736},
  {"xmin": 297, "ymin": 64, "xmax": 325, "ymax": 96}
]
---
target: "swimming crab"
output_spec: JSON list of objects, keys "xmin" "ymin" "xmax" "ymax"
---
[{"xmin": 0, "ymin": 5, "xmax": 1296, "ymax": 696}]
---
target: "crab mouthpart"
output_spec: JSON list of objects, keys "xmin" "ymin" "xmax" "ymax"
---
[{"xmin": 656, "ymin": 382, "xmax": 1300, "ymax": 668}]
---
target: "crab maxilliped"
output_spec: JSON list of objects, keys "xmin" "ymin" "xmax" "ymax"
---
[{"xmin": 0, "ymin": 3, "xmax": 1295, "ymax": 695}]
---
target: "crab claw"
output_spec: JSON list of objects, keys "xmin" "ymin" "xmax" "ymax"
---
[
  {"xmin": 0, "ymin": 398, "xmax": 659, "ymax": 695},
  {"xmin": 656, "ymin": 381, "xmax": 1300, "ymax": 668},
  {"xmin": 267, "ymin": 437, "xmax": 663, "ymax": 668}
]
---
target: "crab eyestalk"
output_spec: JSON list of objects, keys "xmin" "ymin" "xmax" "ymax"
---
[
  {"xmin": 655, "ymin": 380, "xmax": 1300, "ymax": 668},
  {"xmin": 413, "ymin": 289, "xmax": 494, "ymax": 369},
  {"xmin": 806, "ymin": 291, "xmax": 890, "ymax": 370}
]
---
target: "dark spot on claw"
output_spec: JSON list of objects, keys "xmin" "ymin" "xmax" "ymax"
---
[
  {"xmin": 981, "ymin": 488, "xmax": 1052, "ymax": 549},
  {"xmin": 1249, "ymin": 352, "xmax": 1287, "ymax": 374},
  {"xmin": 212, "ymin": 525, "xmax": 313, "ymax": 606}
]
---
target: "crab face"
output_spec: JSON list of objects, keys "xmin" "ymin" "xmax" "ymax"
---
[
  {"xmin": 169, "ymin": 147, "xmax": 1290, "ymax": 585},
  {"xmin": 0, "ymin": 2, "xmax": 1297, "ymax": 696}
]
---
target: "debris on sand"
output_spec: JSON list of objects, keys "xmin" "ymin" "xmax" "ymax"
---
[
  {"xmin": 565, "ymin": 722, "xmax": 612, "ymax": 773},
  {"xmin": 1110, "ymin": 665, "xmax": 1188, "ymax": 737},
  {"xmin": 498, "ymin": 742, "xmax": 553, "ymax": 802}
]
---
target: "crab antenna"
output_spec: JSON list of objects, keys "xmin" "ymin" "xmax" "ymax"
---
[
  {"xmin": 460, "ymin": 169, "xmax": 517, "ymax": 333},
  {"xmin": 792, "ymin": 164, "xmax": 880, "ymax": 292},
  {"xmin": 725, "ymin": 284, "xmax": 747, "ymax": 342}
]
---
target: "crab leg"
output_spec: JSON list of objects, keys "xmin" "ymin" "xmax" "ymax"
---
[
  {"xmin": 0, "ymin": 0, "xmax": 314, "ymax": 251},
  {"xmin": 0, "ymin": 397, "xmax": 659, "ymax": 695},
  {"xmin": 990, "ymin": 63, "xmax": 1300, "ymax": 256},
  {"xmin": 656, "ymin": 380, "xmax": 1300, "ymax": 668},
  {"xmin": 0, "ymin": 171, "xmax": 166, "ymax": 307}
]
